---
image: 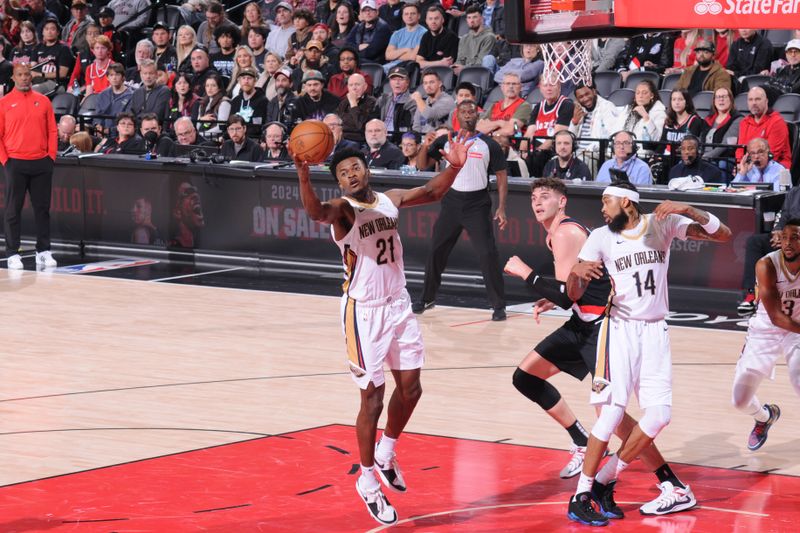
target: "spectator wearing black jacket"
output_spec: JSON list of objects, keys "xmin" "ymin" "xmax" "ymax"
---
[
  {"xmin": 220, "ymin": 115, "xmax": 264, "ymax": 162},
  {"xmin": 129, "ymin": 60, "xmax": 172, "ymax": 123},
  {"xmin": 96, "ymin": 112, "xmax": 146, "ymax": 153},
  {"xmin": 336, "ymin": 72, "xmax": 379, "ymax": 144},
  {"xmin": 616, "ymin": 33, "xmax": 674, "ymax": 81},
  {"xmin": 229, "ymin": 67, "xmax": 268, "ymax": 137},
  {"xmin": 139, "ymin": 112, "xmax": 175, "ymax": 157},
  {"xmin": 379, "ymin": 0, "xmax": 404, "ymax": 31},
  {"xmin": 346, "ymin": 0, "xmax": 391, "ymax": 63},
  {"xmin": 726, "ymin": 29, "xmax": 773, "ymax": 80},
  {"xmin": 291, "ymin": 69, "xmax": 339, "ymax": 122},
  {"xmin": 363, "ymin": 118, "xmax": 405, "ymax": 169},
  {"xmin": 768, "ymin": 39, "xmax": 800, "ymax": 95},
  {"xmin": 266, "ymin": 66, "xmax": 297, "ymax": 126},
  {"xmin": 152, "ymin": 22, "xmax": 178, "ymax": 72},
  {"xmin": 415, "ymin": 6, "xmax": 458, "ymax": 70},
  {"xmin": 668, "ymin": 135, "xmax": 722, "ymax": 182}
]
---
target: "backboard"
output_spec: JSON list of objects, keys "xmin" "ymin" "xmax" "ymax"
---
[{"xmin": 505, "ymin": 0, "xmax": 663, "ymax": 44}]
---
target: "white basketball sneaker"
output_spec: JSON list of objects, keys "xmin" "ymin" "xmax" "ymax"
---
[
  {"xmin": 356, "ymin": 475, "xmax": 398, "ymax": 526},
  {"xmin": 639, "ymin": 481, "xmax": 697, "ymax": 515},
  {"xmin": 35, "ymin": 251, "xmax": 57, "ymax": 268},
  {"xmin": 6, "ymin": 254, "xmax": 23, "ymax": 270},
  {"xmin": 374, "ymin": 444, "xmax": 407, "ymax": 492},
  {"xmin": 560, "ymin": 444, "xmax": 586, "ymax": 479}
]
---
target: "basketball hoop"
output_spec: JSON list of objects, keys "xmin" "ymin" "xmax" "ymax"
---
[{"xmin": 541, "ymin": 39, "xmax": 593, "ymax": 86}]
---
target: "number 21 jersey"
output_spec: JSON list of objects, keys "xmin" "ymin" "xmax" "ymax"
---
[
  {"xmin": 333, "ymin": 193, "xmax": 405, "ymax": 301},
  {"xmin": 578, "ymin": 213, "xmax": 692, "ymax": 321}
]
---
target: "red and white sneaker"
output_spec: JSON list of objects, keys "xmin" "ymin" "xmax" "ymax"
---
[
  {"xmin": 639, "ymin": 481, "xmax": 697, "ymax": 515},
  {"xmin": 559, "ymin": 444, "xmax": 586, "ymax": 479}
]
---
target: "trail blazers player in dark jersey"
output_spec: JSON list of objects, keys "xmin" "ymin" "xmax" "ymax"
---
[
  {"xmin": 292, "ymin": 135, "xmax": 472, "ymax": 526},
  {"xmin": 503, "ymin": 177, "xmax": 694, "ymax": 517}
]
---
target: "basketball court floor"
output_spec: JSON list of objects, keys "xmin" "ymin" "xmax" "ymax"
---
[{"xmin": 0, "ymin": 250, "xmax": 797, "ymax": 532}]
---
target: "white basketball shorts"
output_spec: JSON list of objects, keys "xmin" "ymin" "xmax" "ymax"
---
[
  {"xmin": 340, "ymin": 288, "xmax": 425, "ymax": 390},
  {"xmin": 591, "ymin": 316, "xmax": 672, "ymax": 409},
  {"xmin": 737, "ymin": 317, "xmax": 800, "ymax": 381}
]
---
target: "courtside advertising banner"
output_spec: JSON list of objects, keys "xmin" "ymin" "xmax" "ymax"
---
[{"xmin": 615, "ymin": 0, "xmax": 800, "ymax": 29}]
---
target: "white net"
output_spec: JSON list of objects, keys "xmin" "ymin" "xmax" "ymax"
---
[{"xmin": 541, "ymin": 40, "xmax": 593, "ymax": 86}]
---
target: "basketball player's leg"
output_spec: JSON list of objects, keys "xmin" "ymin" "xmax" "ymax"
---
[
  {"xmin": 375, "ymin": 299, "xmax": 424, "ymax": 493},
  {"xmin": 343, "ymin": 298, "xmax": 398, "ymax": 525},
  {"xmin": 732, "ymin": 328, "xmax": 783, "ymax": 450},
  {"xmin": 419, "ymin": 196, "xmax": 464, "ymax": 306}
]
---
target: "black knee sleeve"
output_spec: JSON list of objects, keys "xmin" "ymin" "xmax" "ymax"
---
[{"xmin": 512, "ymin": 368, "xmax": 562, "ymax": 411}]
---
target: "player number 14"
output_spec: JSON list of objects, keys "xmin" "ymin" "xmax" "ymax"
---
[{"xmin": 633, "ymin": 269, "xmax": 656, "ymax": 297}]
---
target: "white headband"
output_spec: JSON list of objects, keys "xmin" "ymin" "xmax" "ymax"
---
[{"xmin": 603, "ymin": 186, "xmax": 640, "ymax": 203}]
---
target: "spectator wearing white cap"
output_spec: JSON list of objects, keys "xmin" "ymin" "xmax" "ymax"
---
[
  {"xmin": 347, "ymin": 0, "xmax": 392, "ymax": 64},
  {"xmin": 377, "ymin": 66, "xmax": 418, "ymax": 144},
  {"xmin": 768, "ymin": 39, "xmax": 800, "ymax": 95},
  {"xmin": 266, "ymin": 2, "xmax": 296, "ymax": 59}
]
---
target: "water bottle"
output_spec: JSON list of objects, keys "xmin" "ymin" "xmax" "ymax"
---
[
  {"xmin": 778, "ymin": 168, "xmax": 792, "ymax": 191},
  {"xmin": 72, "ymin": 80, "xmax": 81, "ymax": 97}
]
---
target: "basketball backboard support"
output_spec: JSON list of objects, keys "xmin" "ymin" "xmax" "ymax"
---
[{"xmin": 506, "ymin": 0, "xmax": 664, "ymax": 44}]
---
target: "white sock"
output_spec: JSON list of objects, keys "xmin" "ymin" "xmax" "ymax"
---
[
  {"xmin": 595, "ymin": 455, "xmax": 618, "ymax": 485},
  {"xmin": 376, "ymin": 435, "xmax": 397, "ymax": 462},
  {"xmin": 360, "ymin": 465, "xmax": 379, "ymax": 489},
  {"xmin": 576, "ymin": 472, "xmax": 594, "ymax": 495},
  {"xmin": 754, "ymin": 404, "xmax": 770, "ymax": 423}
]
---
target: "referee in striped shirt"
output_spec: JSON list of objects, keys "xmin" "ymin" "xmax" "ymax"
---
[{"xmin": 414, "ymin": 99, "xmax": 509, "ymax": 320}]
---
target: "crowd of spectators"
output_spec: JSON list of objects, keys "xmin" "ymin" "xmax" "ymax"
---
[{"xmin": 0, "ymin": 0, "xmax": 799, "ymax": 189}]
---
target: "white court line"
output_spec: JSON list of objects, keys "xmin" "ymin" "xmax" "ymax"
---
[
  {"xmin": 366, "ymin": 501, "xmax": 769, "ymax": 532},
  {"xmin": 149, "ymin": 267, "xmax": 245, "ymax": 283}
]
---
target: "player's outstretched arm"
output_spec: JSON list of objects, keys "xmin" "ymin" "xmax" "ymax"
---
[
  {"xmin": 386, "ymin": 132, "xmax": 472, "ymax": 209},
  {"xmin": 293, "ymin": 155, "xmax": 351, "ymax": 226},
  {"xmin": 755, "ymin": 257, "xmax": 800, "ymax": 334},
  {"xmin": 653, "ymin": 200, "xmax": 732, "ymax": 242}
]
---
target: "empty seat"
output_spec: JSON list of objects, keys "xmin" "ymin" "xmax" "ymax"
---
[
  {"xmin": 78, "ymin": 93, "xmax": 99, "ymax": 117},
  {"xmin": 659, "ymin": 89, "xmax": 672, "ymax": 107},
  {"xmin": 661, "ymin": 72, "xmax": 682, "ymax": 91},
  {"xmin": 52, "ymin": 92, "xmax": 78, "ymax": 117},
  {"xmin": 424, "ymin": 65, "xmax": 455, "ymax": 92},
  {"xmin": 525, "ymin": 87, "xmax": 543, "ymax": 105},
  {"xmin": 734, "ymin": 91, "xmax": 750, "ymax": 113},
  {"xmin": 593, "ymin": 71, "xmax": 622, "ymax": 98},
  {"xmin": 359, "ymin": 63, "xmax": 385, "ymax": 96},
  {"xmin": 692, "ymin": 91, "xmax": 714, "ymax": 118},
  {"xmin": 457, "ymin": 66, "xmax": 493, "ymax": 96},
  {"xmin": 623, "ymin": 70, "xmax": 661, "ymax": 90},
  {"xmin": 607, "ymin": 88, "xmax": 635, "ymax": 107},
  {"xmin": 774, "ymin": 93, "xmax": 800, "ymax": 123}
]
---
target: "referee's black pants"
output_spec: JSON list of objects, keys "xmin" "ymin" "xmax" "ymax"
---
[
  {"xmin": 421, "ymin": 189, "xmax": 505, "ymax": 309},
  {"xmin": 3, "ymin": 157, "xmax": 53, "ymax": 256}
]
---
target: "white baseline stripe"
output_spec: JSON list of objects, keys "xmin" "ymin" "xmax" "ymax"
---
[{"xmin": 149, "ymin": 267, "xmax": 245, "ymax": 283}]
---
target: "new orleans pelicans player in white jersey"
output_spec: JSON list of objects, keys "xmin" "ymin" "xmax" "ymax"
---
[
  {"xmin": 564, "ymin": 182, "xmax": 731, "ymax": 527},
  {"xmin": 732, "ymin": 219, "xmax": 800, "ymax": 451},
  {"xmin": 293, "ymin": 137, "xmax": 472, "ymax": 526}
]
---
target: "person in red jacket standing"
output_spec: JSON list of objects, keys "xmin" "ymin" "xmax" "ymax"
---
[
  {"xmin": 736, "ymin": 86, "xmax": 792, "ymax": 169},
  {"xmin": 0, "ymin": 63, "xmax": 58, "ymax": 270}
]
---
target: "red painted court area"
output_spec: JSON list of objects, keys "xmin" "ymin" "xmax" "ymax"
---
[{"xmin": 0, "ymin": 425, "xmax": 796, "ymax": 532}]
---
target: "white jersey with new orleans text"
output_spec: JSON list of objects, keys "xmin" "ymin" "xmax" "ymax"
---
[
  {"xmin": 333, "ymin": 192, "xmax": 406, "ymax": 301},
  {"xmin": 579, "ymin": 213, "xmax": 692, "ymax": 321},
  {"xmin": 752, "ymin": 250, "xmax": 800, "ymax": 328}
]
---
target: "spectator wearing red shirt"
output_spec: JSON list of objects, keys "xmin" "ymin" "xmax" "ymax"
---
[{"xmin": 736, "ymin": 86, "xmax": 792, "ymax": 169}]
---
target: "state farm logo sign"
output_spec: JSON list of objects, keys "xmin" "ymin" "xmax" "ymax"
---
[
  {"xmin": 695, "ymin": 0, "xmax": 800, "ymax": 15},
  {"xmin": 695, "ymin": 0, "xmax": 722, "ymax": 14}
]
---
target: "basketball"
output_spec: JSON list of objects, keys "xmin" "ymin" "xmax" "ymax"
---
[{"xmin": 288, "ymin": 120, "xmax": 335, "ymax": 164}]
